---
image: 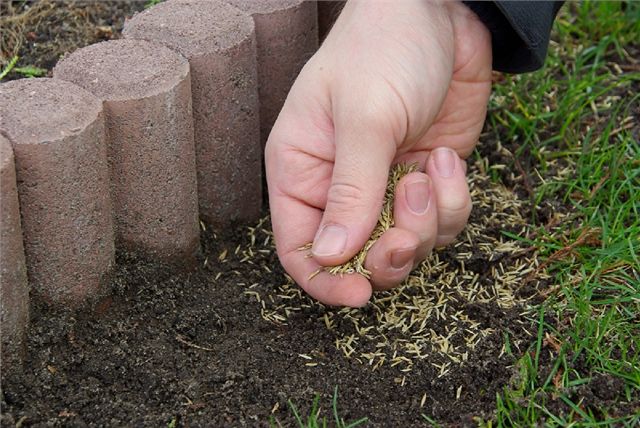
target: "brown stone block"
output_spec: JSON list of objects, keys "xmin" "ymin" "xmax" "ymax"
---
[
  {"xmin": 317, "ymin": 1, "xmax": 344, "ymax": 42},
  {"xmin": 0, "ymin": 135, "xmax": 29, "ymax": 369},
  {"xmin": 0, "ymin": 78, "xmax": 114, "ymax": 306},
  {"xmin": 227, "ymin": 0, "xmax": 319, "ymax": 145},
  {"xmin": 54, "ymin": 39, "xmax": 200, "ymax": 264},
  {"xmin": 124, "ymin": 0, "xmax": 262, "ymax": 225}
]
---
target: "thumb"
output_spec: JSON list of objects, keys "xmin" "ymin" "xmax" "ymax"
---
[{"xmin": 311, "ymin": 101, "xmax": 397, "ymax": 267}]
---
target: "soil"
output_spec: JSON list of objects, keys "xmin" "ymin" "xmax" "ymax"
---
[
  {"xmin": 1, "ymin": 192, "xmax": 630, "ymax": 426},
  {"xmin": 0, "ymin": 218, "xmax": 525, "ymax": 427},
  {"xmin": 1, "ymin": 1, "xmax": 637, "ymax": 427}
]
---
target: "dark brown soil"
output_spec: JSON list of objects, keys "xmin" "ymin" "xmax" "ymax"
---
[
  {"xmin": 0, "ymin": 218, "xmax": 524, "ymax": 427},
  {"xmin": 1, "ymin": 208, "xmax": 633, "ymax": 426}
]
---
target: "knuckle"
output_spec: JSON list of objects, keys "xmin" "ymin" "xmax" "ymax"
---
[
  {"xmin": 326, "ymin": 181, "xmax": 369, "ymax": 213},
  {"xmin": 439, "ymin": 196, "xmax": 472, "ymax": 225}
]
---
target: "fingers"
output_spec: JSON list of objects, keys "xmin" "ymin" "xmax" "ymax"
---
[
  {"xmin": 426, "ymin": 147, "xmax": 472, "ymax": 247},
  {"xmin": 393, "ymin": 171, "xmax": 439, "ymax": 262},
  {"xmin": 364, "ymin": 171, "xmax": 440, "ymax": 291},
  {"xmin": 311, "ymin": 94, "xmax": 397, "ymax": 267},
  {"xmin": 364, "ymin": 228, "xmax": 420, "ymax": 291},
  {"xmin": 268, "ymin": 186, "xmax": 372, "ymax": 307},
  {"xmin": 285, "ymin": 250, "xmax": 373, "ymax": 308},
  {"xmin": 265, "ymin": 78, "xmax": 373, "ymax": 307}
]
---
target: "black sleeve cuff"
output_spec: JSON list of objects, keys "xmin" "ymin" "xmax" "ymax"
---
[{"xmin": 463, "ymin": 1, "xmax": 564, "ymax": 73}]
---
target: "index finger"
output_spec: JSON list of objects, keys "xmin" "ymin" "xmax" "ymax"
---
[{"xmin": 265, "ymin": 95, "xmax": 373, "ymax": 307}]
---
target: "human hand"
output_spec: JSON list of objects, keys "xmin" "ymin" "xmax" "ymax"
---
[{"xmin": 265, "ymin": 0, "xmax": 492, "ymax": 307}]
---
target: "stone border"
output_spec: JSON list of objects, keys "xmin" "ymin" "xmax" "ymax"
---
[
  {"xmin": 54, "ymin": 39, "xmax": 201, "ymax": 265},
  {"xmin": 0, "ymin": 78, "xmax": 115, "ymax": 308},
  {"xmin": 0, "ymin": 0, "xmax": 321, "ymax": 368},
  {"xmin": 0, "ymin": 134, "xmax": 29, "ymax": 372}
]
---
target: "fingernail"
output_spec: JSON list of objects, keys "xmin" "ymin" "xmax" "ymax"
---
[
  {"xmin": 433, "ymin": 148, "xmax": 456, "ymax": 178},
  {"xmin": 312, "ymin": 224, "xmax": 348, "ymax": 257},
  {"xmin": 390, "ymin": 247, "xmax": 416, "ymax": 269},
  {"xmin": 405, "ymin": 180, "xmax": 430, "ymax": 214}
]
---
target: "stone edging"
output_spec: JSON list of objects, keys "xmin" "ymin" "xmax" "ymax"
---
[{"xmin": 0, "ymin": 0, "xmax": 345, "ymax": 370}]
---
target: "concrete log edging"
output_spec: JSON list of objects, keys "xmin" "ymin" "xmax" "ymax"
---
[
  {"xmin": 0, "ymin": 135, "xmax": 29, "ymax": 370},
  {"xmin": 0, "ymin": 0, "xmax": 323, "ymax": 365},
  {"xmin": 0, "ymin": 78, "xmax": 115, "ymax": 306},
  {"xmin": 54, "ymin": 39, "xmax": 201, "ymax": 265},
  {"xmin": 124, "ymin": 0, "xmax": 263, "ymax": 225},
  {"xmin": 228, "ymin": 0, "xmax": 319, "ymax": 146}
]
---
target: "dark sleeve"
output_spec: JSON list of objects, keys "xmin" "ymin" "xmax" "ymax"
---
[{"xmin": 463, "ymin": 1, "xmax": 564, "ymax": 73}]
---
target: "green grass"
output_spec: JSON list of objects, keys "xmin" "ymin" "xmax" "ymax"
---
[
  {"xmin": 482, "ymin": 1, "xmax": 640, "ymax": 426},
  {"xmin": 0, "ymin": 55, "xmax": 46, "ymax": 80},
  {"xmin": 271, "ymin": 387, "xmax": 367, "ymax": 428},
  {"xmin": 144, "ymin": 0, "xmax": 164, "ymax": 9},
  {"xmin": 487, "ymin": 1, "xmax": 639, "ymax": 174}
]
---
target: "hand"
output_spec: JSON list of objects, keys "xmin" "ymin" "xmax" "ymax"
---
[{"xmin": 265, "ymin": 0, "xmax": 492, "ymax": 307}]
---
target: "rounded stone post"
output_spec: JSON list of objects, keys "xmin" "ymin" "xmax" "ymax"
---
[
  {"xmin": 0, "ymin": 135, "xmax": 29, "ymax": 369},
  {"xmin": 227, "ymin": 0, "xmax": 319, "ymax": 145},
  {"xmin": 124, "ymin": 0, "xmax": 262, "ymax": 225},
  {"xmin": 0, "ymin": 78, "xmax": 114, "ymax": 306},
  {"xmin": 54, "ymin": 39, "xmax": 200, "ymax": 264}
]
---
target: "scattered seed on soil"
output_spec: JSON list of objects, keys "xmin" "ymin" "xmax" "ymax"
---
[{"xmin": 237, "ymin": 162, "xmax": 550, "ymax": 374}]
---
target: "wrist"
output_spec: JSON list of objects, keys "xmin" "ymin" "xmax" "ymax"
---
[
  {"xmin": 339, "ymin": 0, "xmax": 453, "ymax": 27},
  {"xmin": 324, "ymin": 0, "xmax": 455, "ymax": 56}
]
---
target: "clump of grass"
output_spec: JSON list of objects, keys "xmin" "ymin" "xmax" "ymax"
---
[
  {"xmin": 0, "ymin": 55, "xmax": 46, "ymax": 79},
  {"xmin": 275, "ymin": 386, "xmax": 367, "ymax": 428},
  {"xmin": 479, "ymin": 1, "xmax": 640, "ymax": 425},
  {"xmin": 301, "ymin": 163, "xmax": 418, "ymax": 279}
]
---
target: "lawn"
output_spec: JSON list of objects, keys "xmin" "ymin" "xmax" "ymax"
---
[{"xmin": 474, "ymin": 1, "xmax": 639, "ymax": 425}]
